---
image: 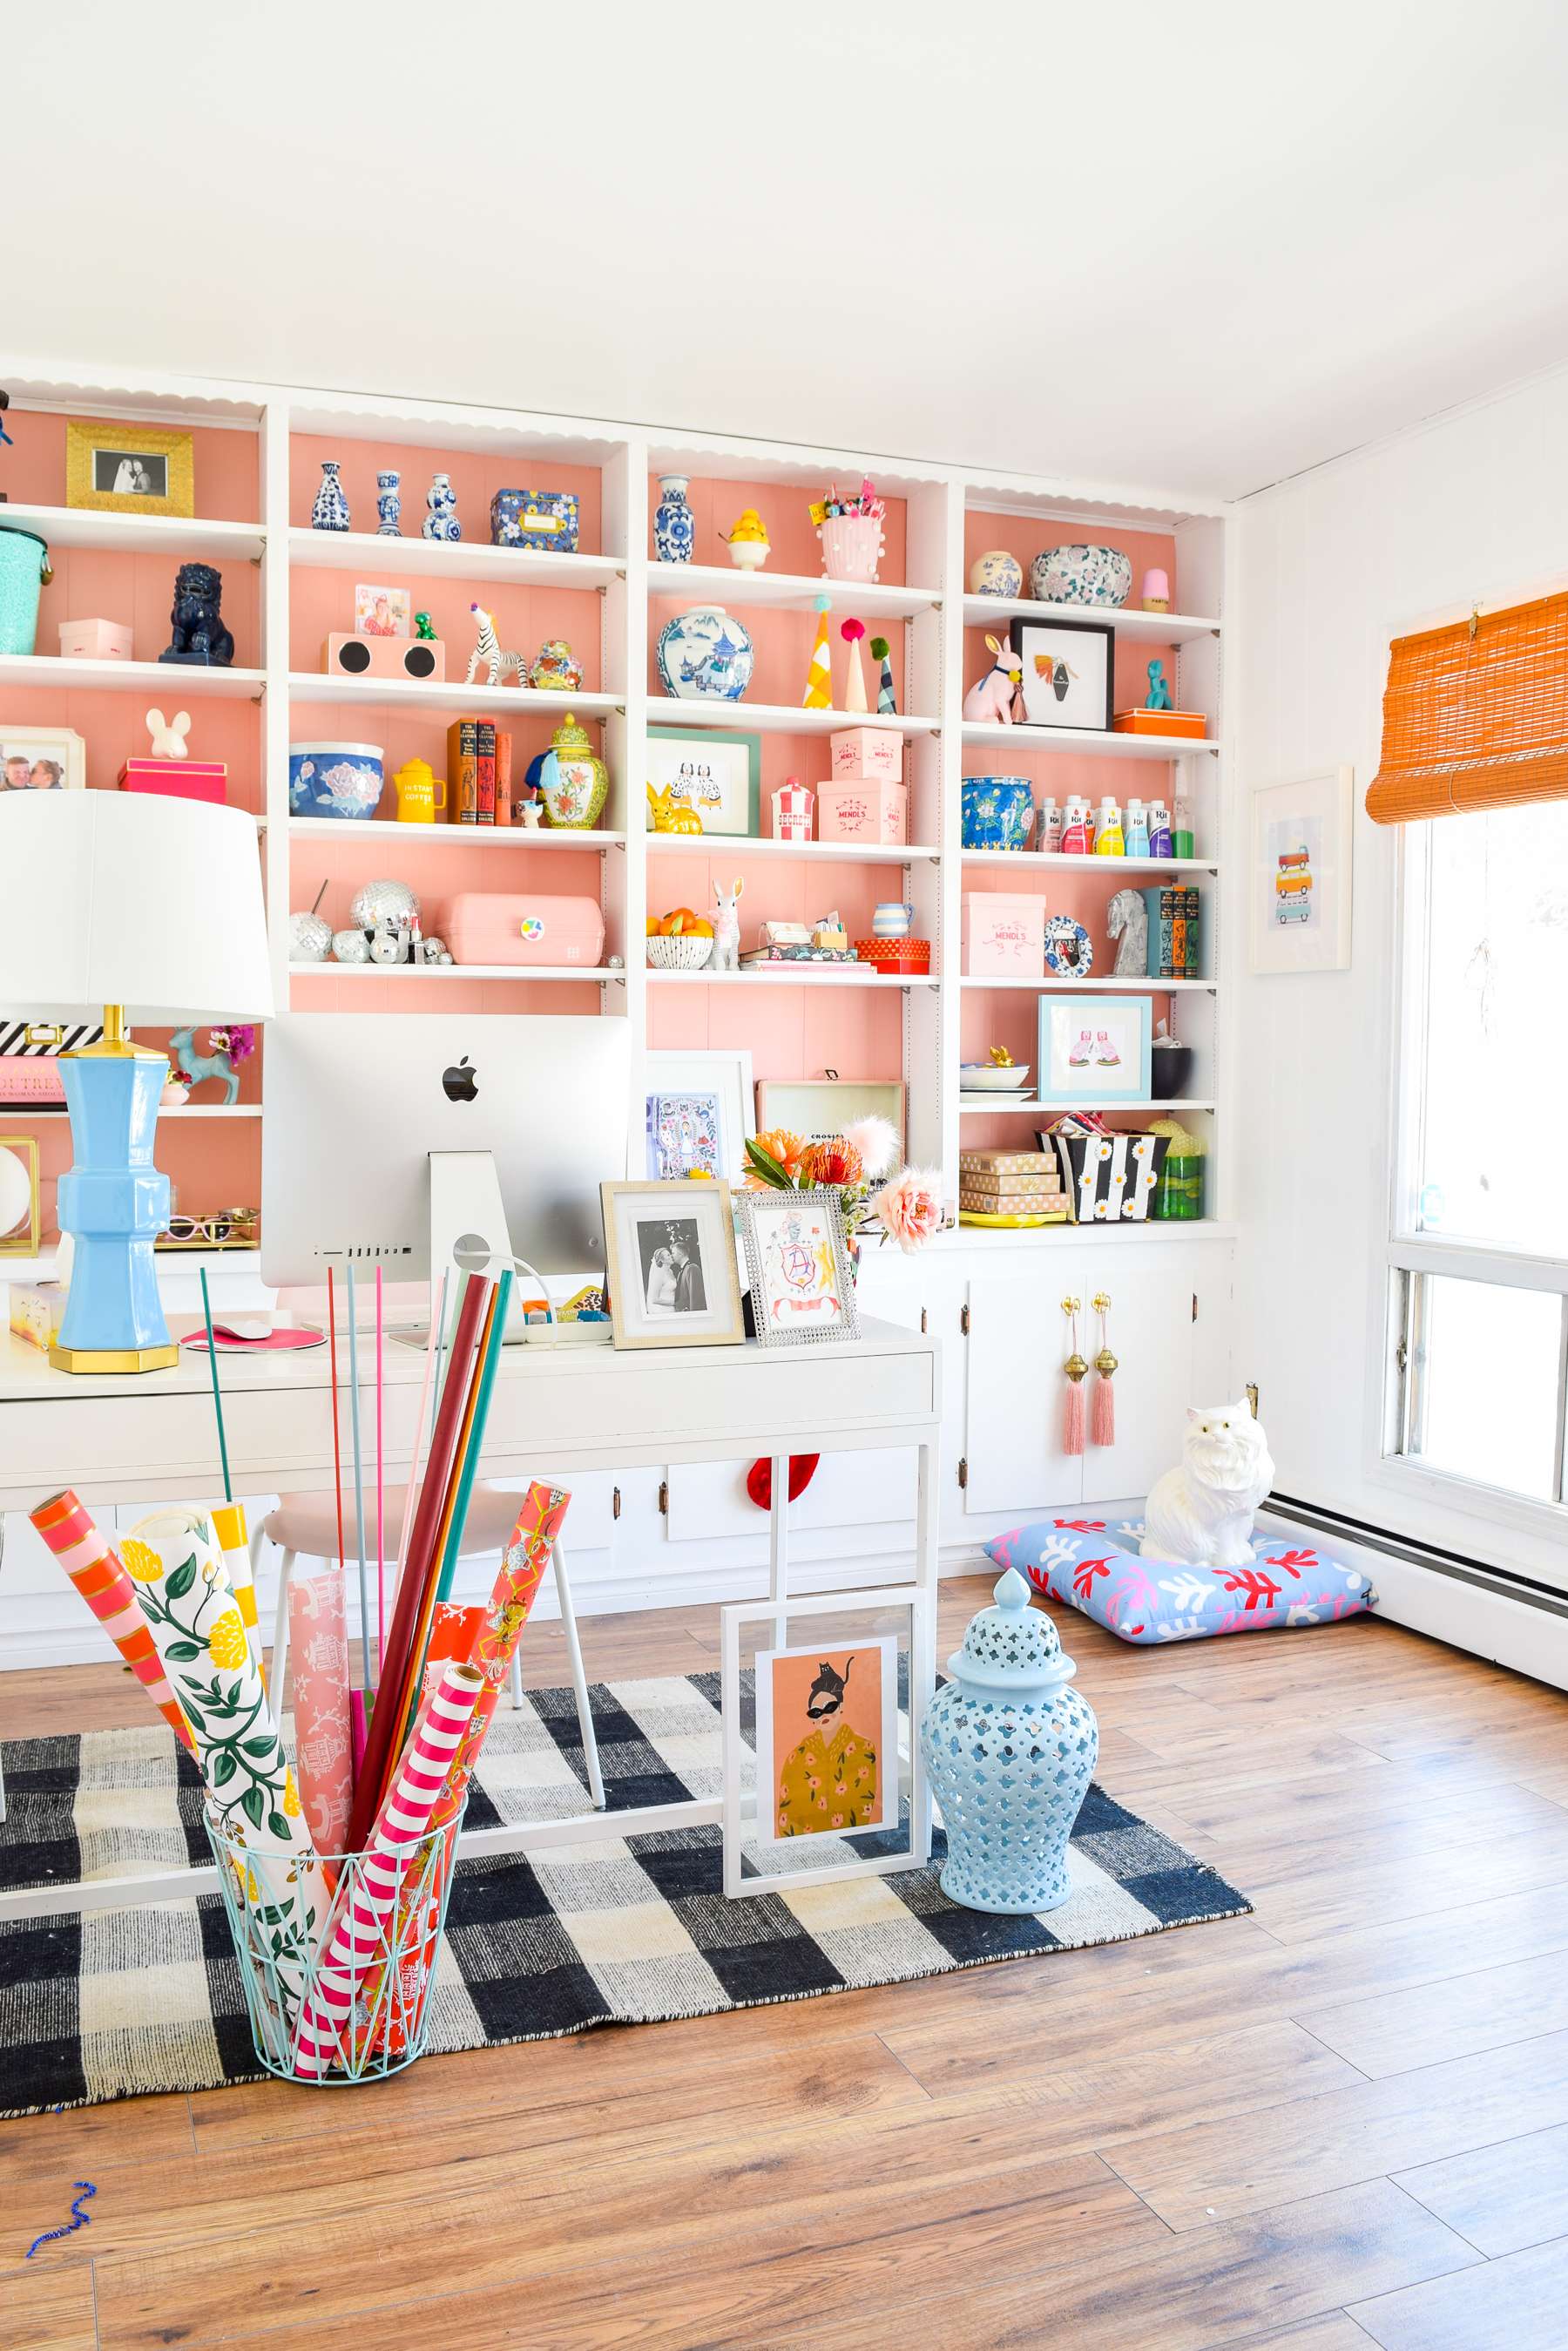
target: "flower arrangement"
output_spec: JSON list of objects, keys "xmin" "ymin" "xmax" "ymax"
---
[
  {"xmin": 743, "ymin": 1116, "xmax": 944, "ymax": 1260},
  {"xmin": 210, "ymin": 1025, "xmax": 256, "ymax": 1065}
]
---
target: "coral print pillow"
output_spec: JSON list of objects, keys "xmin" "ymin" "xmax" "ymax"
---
[{"xmin": 985, "ymin": 1519, "xmax": 1374, "ymax": 1646}]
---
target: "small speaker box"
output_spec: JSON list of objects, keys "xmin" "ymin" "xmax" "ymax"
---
[{"xmin": 322, "ymin": 633, "xmax": 446, "ymax": 683}]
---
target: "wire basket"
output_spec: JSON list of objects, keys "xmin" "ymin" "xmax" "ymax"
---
[{"xmin": 205, "ymin": 1801, "xmax": 467, "ymax": 2085}]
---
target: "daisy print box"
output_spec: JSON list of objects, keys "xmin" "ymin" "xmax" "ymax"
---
[
  {"xmin": 961, "ymin": 892, "xmax": 1044, "ymax": 978},
  {"xmin": 1037, "ymin": 995, "xmax": 1152, "ymax": 1102}
]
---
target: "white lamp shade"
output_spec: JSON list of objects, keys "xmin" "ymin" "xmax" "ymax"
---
[{"xmin": 0, "ymin": 790, "xmax": 274, "ymax": 1023}]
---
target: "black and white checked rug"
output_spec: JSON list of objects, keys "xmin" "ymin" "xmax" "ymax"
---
[{"xmin": 0, "ymin": 1671, "xmax": 1248, "ymax": 2116}]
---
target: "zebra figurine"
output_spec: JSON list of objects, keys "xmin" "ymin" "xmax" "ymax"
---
[{"xmin": 464, "ymin": 603, "xmax": 529, "ymax": 688}]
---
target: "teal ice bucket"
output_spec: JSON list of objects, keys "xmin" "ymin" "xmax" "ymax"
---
[{"xmin": 0, "ymin": 525, "xmax": 50, "ymax": 656}]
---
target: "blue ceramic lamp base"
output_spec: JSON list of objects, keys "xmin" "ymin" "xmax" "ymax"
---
[{"xmin": 51, "ymin": 1041, "xmax": 178, "ymax": 1374}]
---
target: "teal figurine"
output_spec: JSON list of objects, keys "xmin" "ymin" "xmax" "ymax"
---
[{"xmin": 1145, "ymin": 660, "xmax": 1173, "ymax": 712}]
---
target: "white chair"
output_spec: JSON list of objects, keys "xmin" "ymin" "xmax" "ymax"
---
[{"xmin": 250, "ymin": 1480, "xmax": 605, "ymax": 1809}]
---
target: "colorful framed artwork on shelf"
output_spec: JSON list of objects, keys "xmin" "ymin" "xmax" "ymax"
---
[
  {"xmin": 599, "ymin": 1179, "xmax": 746, "ymax": 1350},
  {"xmin": 735, "ymin": 1188, "xmax": 861, "ymax": 1348},
  {"xmin": 645, "ymin": 1049, "xmax": 756, "ymax": 1182},
  {"xmin": 647, "ymin": 728, "xmax": 760, "ymax": 837},
  {"xmin": 1251, "ymin": 765, "xmax": 1354, "ymax": 974},
  {"xmin": 1037, "ymin": 995, "xmax": 1152, "ymax": 1103},
  {"xmin": 1008, "ymin": 615, "xmax": 1113, "ymax": 732},
  {"xmin": 355, "ymin": 585, "xmax": 410, "ymax": 638},
  {"xmin": 1, "ymin": 728, "xmax": 87, "ymax": 793},
  {"xmin": 64, "ymin": 421, "xmax": 195, "ymax": 518}
]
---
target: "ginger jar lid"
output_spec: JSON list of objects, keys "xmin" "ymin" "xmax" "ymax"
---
[
  {"xmin": 947, "ymin": 1567, "xmax": 1076, "ymax": 1695},
  {"xmin": 551, "ymin": 708, "xmax": 591, "ymax": 754}
]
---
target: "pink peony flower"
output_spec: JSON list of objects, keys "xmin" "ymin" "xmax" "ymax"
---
[
  {"xmin": 871, "ymin": 1165, "xmax": 944, "ymax": 1254},
  {"xmin": 841, "ymin": 1115, "xmax": 900, "ymax": 1179}
]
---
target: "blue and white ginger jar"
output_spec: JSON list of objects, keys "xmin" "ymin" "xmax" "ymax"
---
[
  {"xmin": 970, "ymin": 548, "xmax": 1024, "ymax": 599},
  {"xmin": 422, "ymin": 472, "xmax": 461, "ymax": 543},
  {"xmin": 653, "ymin": 473, "xmax": 696, "ymax": 565},
  {"xmin": 311, "ymin": 460, "xmax": 350, "ymax": 532},
  {"xmin": 1030, "ymin": 543, "xmax": 1132, "ymax": 608},
  {"xmin": 656, "ymin": 604, "xmax": 754, "ymax": 701},
  {"xmin": 961, "ymin": 774, "xmax": 1036, "ymax": 850},
  {"xmin": 920, "ymin": 1567, "xmax": 1098, "ymax": 1914}
]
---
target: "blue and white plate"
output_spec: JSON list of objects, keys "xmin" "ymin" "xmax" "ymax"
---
[
  {"xmin": 656, "ymin": 605, "xmax": 754, "ymax": 701},
  {"xmin": 1044, "ymin": 916, "xmax": 1093, "ymax": 976}
]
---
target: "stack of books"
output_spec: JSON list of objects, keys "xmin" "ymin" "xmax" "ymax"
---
[
  {"xmin": 957, "ymin": 1148, "xmax": 1068, "ymax": 1226},
  {"xmin": 445, "ymin": 722, "xmax": 514, "ymax": 824}
]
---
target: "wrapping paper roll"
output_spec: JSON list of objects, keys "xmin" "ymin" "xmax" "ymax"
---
[
  {"xmin": 30, "ymin": 1491, "xmax": 195, "ymax": 1752},
  {"xmin": 212, "ymin": 1502, "xmax": 263, "ymax": 1679},
  {"xmin": 419, "ymin": 1602, "xmax": 483, "ymax": 1703},
  {"xmin": 123, "ymin": 1508, "xmax": 331, "ymax": 2003},
  {"xmin": 294, "ymin": 1660, "xmax": 484, "ymax": 2080},
  {"xmin": 287, "ymin": 1567, "xmax": 354, "ymax": 1855}
]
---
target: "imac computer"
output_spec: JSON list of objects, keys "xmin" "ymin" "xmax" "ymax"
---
[{"xmin": 260, "ymin": 1013, "xmax": 632, "ymax": 1303}]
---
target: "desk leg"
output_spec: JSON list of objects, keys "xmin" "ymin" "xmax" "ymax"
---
[
  {"xmin": 910, "ymin": 1438, "xmax": 937, "ymax": 1865},
  {"xmin": 767, "ymin": 1454, "xmax": 789, "ymax": 1652}
]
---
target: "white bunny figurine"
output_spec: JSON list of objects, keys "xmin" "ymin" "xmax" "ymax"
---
[
  {"xmin": 145, "ymin": 708, "xmax": 192, "ymax": 761},
  {"xmin": 709, "ymin": 876, "xmax": 744, "ymax": 972}
]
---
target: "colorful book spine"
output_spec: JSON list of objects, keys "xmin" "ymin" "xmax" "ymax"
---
[
  {"xmin": 494, "ymin": 731, "xmax": 512, "ymax": 827},
  {"xmin": 446, "ymin": 719, "xmax": 478, "ymax": 825},
  {"xmin": 1184, "ymin": 886, "xmax": 1200, "ymax": 979},
  {"xmin": 476, "ymin": 722, "xmax": 496, "ymax": 825},
  {"xmin": 1169, "ymin": 891, "xmax": 1186, "ymax": 980}
]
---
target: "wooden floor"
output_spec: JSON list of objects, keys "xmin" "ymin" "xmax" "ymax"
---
[{"xmin": 5, "ymin": 1578, "xmax": 1568, "ymax": 2351}]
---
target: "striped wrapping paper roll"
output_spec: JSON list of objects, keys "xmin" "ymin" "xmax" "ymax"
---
[
  {"xmin": 293, "ymin": 1661, "xmax": 484, "ymax": 2080},
  {"xmin": 287, "ymin": 1567, "xmax": 354, "ymax": 1855},
  {"xmin": 30, "ymin": 1490, "xmax": 195, "ymax": 1752}
]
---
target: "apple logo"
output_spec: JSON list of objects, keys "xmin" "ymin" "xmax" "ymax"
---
[{"xmin": 442, "ymin": 1056, "xmax": 478, "ymax": 1103}]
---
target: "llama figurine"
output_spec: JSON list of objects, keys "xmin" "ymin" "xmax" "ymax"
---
[
  {"xmin": 962, "ymin": 634, "xmax": 1024, "ymax": 724},
  {"xmin": 709, "ymin": 877, "xmax": 743, "ymax": 972}
]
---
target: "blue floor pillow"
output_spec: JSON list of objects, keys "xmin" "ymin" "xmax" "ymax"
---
[{"xmin": 985, "ymin": 1517, "xmax": 1373, "ymax": 1646}]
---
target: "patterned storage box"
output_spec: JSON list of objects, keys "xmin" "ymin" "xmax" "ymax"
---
[
  {"xmin": 1044, "ymin": 1129, "xmax": 1169, "ymax": 1222},
  {"xmin": 490, "ymin": 490, "xmax": 580, "ymax": 553},
  {"xmin": 828, "ymin": 728, "xmax": 902, "ymax": 783}
]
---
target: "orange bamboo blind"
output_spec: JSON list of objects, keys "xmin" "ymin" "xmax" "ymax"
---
[{"xmin": 1367, "ymin": 592, "xmax": 1568, "ymax": 824}]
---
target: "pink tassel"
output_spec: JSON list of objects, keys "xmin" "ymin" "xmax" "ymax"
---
[
  {"xmin": 1092, "ymin": 1372, "xmax": 1115, "ymax": 1447},
  {"xmin": 1064, "ymin": 1377, "xmax": 1086, "ymax": 1455}
]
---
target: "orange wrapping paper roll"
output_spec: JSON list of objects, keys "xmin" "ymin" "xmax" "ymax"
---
[{"xmin": 30, "ymin": 1489, "xmax": 195, "ymax": 1751}]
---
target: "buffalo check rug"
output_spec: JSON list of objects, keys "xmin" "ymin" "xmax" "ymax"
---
[{"xmin": 0, "ymin": 1670, "xmax": 1248, "ymax": 2115}]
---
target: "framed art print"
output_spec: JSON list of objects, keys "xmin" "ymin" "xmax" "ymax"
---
[
  {"xmin": 754, "ymin": 1635, "xmax": 900, "ymax": 1846},
  {"xmin": 647, "ymin": 728, "xmax": 760, "ymax": 837},
  {"xmin": 1037, "ymin": 995, "xmax": 1152, "ymax": 1103},
  {"xmin": 599, "ymin": 1179, "xmax": 745, "ymax": 1349},
  {"xmin": 735, "ymin": 1188, "xmax": 861, "ymax": 1346},
  {"xmin": 1251, "ymin": 766, "xmax": 1354, "ymax": 973},
  {"xmin": 65, "ymin": 421, "xmax": 194, "ymax": 518},
  {"xmin": 1008, "ymin": 615, "xmax": 1113, "ymax": 733},
  {"xmin": 0, "ymin": 727, "xmax": 86, "ymax": 793},
  {"xmin": 645, "ymin": 1047, "xmax": 755, "ymax": 1182}
]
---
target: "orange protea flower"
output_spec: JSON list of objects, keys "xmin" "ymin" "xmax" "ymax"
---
[
  {"xmin": 800, "ymin": 1137, "xmax": 864, "ymax": 1189},
  {"xmin": 753, "ymin": 1128, "xmax": 806, "ymax": 1176},
  {"xmin": 121, "ymin": 1537, "xmax": 163, "ymax": 1582},
  {"xmin": 206, "ymin": 1609, "xmax": 249, "ymax": 1670}
]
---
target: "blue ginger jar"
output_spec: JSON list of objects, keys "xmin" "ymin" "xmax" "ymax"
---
[
  {"xmin": 376, "ymin": 470, "xmax": 401, "ymax": 536},
  {"xmin": 422, "ymin": 472, "xmax": 461, "ymax": 543},
  {"xmin": 653, "ymin": 473, "xmax": 695, "ymax": 565},
  {"xmin": 920, "ymin": 1568, "xmax": 1098, "ymax": 1914},
  {"xmin": 311, "ymin": 460, "xmax": 350, "ymax": 532}
]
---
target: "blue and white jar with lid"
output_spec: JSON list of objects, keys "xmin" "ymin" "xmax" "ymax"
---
[{"xmin": 920, "ymin": 1567, "xmax": 1098, "ymax": 1913}]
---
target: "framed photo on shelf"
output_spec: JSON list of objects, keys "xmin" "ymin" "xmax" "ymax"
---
[
  {"xmin": 0, "ymin": 727, "xmax": 86, "ymax": 793},
  {"xmin": 1251, "ymin": 765, "xmax": 1354, "ymax": 974},
  {"xmin": 647, "ymin": 727, "xmax": 760, "ymax": 837},
  {"xmin": 735, "ymin": 1187, "xmax": 861, "ymax": 1347},
  {"xmin": 645, "ymin": 1048, "xmax": 755, "ymax": 1183},
  {"xmin": 64, "ymin": 421, "xmax": 194, "ymax": 518},
  {"xmin": 599, "ymin": 1179, "xmax": 745, "ymax": 1350},
  {"xmin": 1037, "ymin": 995, "xmax": 1152, "ymax": 1103},
  {"xmin": 1008, "ymin": 614, "xmax": 1113, "ymax": 732},
  {"xmin": 355, "ymin": 584, "xmax": 410, "ymax": 638},
  {"xmin": 720, "ymin": 1587, "xmax": 923, "ymax": 1899}
]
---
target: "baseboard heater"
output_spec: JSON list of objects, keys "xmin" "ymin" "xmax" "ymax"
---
[{"xmin": 1263, "ymin": 1492, "xmax": 1568, "ymax": 1623}]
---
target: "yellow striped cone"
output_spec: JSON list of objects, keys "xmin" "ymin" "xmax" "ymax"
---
[{"xmin": 803, "ymin": 598, "xmax": 832, "ymax": 709}]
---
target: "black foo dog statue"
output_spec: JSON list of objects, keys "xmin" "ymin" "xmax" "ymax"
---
[{"xmin": 159, "ymin": 562, "xmax": 234, "ymax": 667}]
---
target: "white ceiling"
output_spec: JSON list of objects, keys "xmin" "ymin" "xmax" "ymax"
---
[{"xmin": 10, "ymin": 2, "xmax": 1568, "ymax": 503}]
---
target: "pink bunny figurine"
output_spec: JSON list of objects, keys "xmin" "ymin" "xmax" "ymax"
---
[{"xmin": 962, "ymin": 634, "xmax": 1024, "ymax": 725}]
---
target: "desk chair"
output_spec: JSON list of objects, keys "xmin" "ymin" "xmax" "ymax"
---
[{"xmin": 250, "ymin": 1482, "xmax": 605, "ymax": 1810}]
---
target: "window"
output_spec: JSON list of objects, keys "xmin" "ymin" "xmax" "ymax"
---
[{"xmin": 1388, "ymin": 802, "xmax": 1568, "ymax": 1514}]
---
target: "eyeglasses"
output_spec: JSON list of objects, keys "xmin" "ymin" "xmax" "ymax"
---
[{"xmin": 157, "ymin": 1208, "xmax": 258, "ymax": 1249}]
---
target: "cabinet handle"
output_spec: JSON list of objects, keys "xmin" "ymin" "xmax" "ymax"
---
[
  {"xmin": 658, "ymin": 1480, "xmax": 668, "ymax": 1515},
  {"xmin": 960, "ymin": 1304, "xmax": 970, "ymax": 1336},
  {"xmin": 612, "ymin": 1486, "xmax": 621, "ymax": 1520}
]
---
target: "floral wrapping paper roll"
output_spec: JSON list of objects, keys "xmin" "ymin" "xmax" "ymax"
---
[
  {"xmin": 122, "ymin": 1508, "xmax": 331, "ymax": 2004},
  {"xmin": 30, "ymin": 1490, "xmax": 195, "ymax": 1752},
  {"xmin": 287, "ymin": 1568, "xmax": 354, "ymax": 1856}
]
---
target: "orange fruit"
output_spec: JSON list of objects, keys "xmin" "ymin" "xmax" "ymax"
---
[
  {"xmin": 645, "ymin": 916, "xmax": 662, "ymax": 938},
  {"xmin": 686, "ymin": 918, "xmax": 713, "ymax": 938}
]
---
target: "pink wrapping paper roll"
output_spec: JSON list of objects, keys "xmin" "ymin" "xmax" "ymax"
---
[
  {"xmin": 30, "ymin": 1490, "xmax": 194, "ymax": 1751},
  {"xmin": 287, "ymin": 1568, "xmax": 354, "ymax": 1856},
  {"xmin": 293, "ymin": 1660, "xmax": 483, "ymax": 2080}
]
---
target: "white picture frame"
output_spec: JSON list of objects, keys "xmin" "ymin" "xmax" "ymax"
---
[
  {"xmin": 0, "ymin": 727, "xmax": 87, "ymax": 794},
  {"xmin": 599, "ymin": 1179, "xmax": 745, "ymax": 1349},
  {"xmin": 645, "ymin": 1047, "xmax": 755, "ymax": 1182},
  {"xmin": 720, "ymin": 1587, "xmax": 923, "ymax": 1900},
  {"xmin": 1251, "ymin": 765, "xmax": 1355, "ymax": 973}
]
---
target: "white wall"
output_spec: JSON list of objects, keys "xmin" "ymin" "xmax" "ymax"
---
[{"xmin": 1232, "ymin": 357, "xmax": 1568, "ymax": 1595}]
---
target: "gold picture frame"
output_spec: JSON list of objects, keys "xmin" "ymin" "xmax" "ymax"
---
[
  {"xmin": 65, "ymin": 421, "xmax": 195, "ymax": 518},
  {"xmin": 0, "ymin": 1135, "xmax": 42, "ymax": 1257}
]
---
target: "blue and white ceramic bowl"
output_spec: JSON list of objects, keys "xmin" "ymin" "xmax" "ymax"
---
[
  {"xmin": 969, "ymin": 549, "xmax": 1024, "ymax": 599},
  {"xmin": 655, "ymin": 605, "xmax": 754, "ymax": 701},
  {"xmin": 962, "ymin": 775, "xmax": 1036, "ymax": 850},
  {"xmin": 1030, "ymin": 544, "xmax": 1132, "ymax": 608},
  {"xmin": 288, "ymin": 742, "xmax": 384, "ymax": 819}
]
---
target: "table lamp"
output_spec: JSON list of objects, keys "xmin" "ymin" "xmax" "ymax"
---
[{"xmin": 0, "ymin": 790, "xmax": 274, "ymax": 1372}]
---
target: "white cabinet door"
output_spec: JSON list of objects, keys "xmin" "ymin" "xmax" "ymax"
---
[
  {"xmin": 963, "ymin": 1277, "xmax": 1085, "ymax": 1515},
  {"xmin": 1080, "ymin": 1269, "xmax": 1197, "ymax": 1504}
]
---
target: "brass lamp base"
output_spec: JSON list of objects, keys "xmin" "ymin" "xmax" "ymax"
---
[{"xmin": 50, "ymin": 1341, "xmax": 180, "ymax": 1375}]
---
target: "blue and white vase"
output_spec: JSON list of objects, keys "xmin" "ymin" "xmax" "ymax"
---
[
  {"xmin": 375, "ymin": 471, "xmax": 401, "ymax": 536},
  {"xmin": 655, "ymin": 605, "xmax": 754, "ymax": 701},
  {"xmin": 969, "ymin": 548, "xmax": 1024, "ymax": 598},
  {"xmin": 919, "ymin": 1567, "xmax": 1098, "ymax": 1914},
  {"xmin": 1029, "ymin": 543, "xmax": 1132, "ymax": 608},
  {"xmin": 422, "ymin": 472, "xmax": 461, "ymax": 543},
  {"xmin": 311, "ymin": 460, "xmax": 350, "ymax": 532},
  {"xmin": 653, "ymin": 473, "xmax": 695, "ymax": 565}
]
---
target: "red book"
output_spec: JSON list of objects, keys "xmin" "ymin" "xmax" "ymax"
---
[
  {"xmin": 476, "ymin": 722, "xmax": 496, "ymax": 825},
  {"xmin": 494, "ymin": 731, "xmax": 512, "ymax": 827}
]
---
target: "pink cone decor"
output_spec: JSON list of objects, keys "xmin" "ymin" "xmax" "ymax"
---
[{"xmin": 30, "ymin": 1490, "xmax": 194, "ymax": 1752}]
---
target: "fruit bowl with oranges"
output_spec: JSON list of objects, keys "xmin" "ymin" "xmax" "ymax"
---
[{"xmin": 646, "ymin": 906, "xmax": 715, "ymax": 971}]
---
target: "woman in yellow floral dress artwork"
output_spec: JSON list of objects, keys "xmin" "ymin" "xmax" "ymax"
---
[{"xmin": 776, "ymin": 1656, "xmax": 878, "ymax": 1836}]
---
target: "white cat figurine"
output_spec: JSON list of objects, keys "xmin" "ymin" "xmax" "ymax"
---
[{"xmin": 1141, "ymin": 1401, "xmax": 1275, "ymax": 1567}]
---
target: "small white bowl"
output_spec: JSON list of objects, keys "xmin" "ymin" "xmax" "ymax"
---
[
  {"xmin": 959, "ymin": 1063, "xmax": 1031, "ymax": 1091},
  {"xmin": 646, "ymin": 932, "xmax": 714, "ymax": 971}
]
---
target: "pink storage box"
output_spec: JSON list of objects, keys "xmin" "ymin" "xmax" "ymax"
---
[
  {"xmin": 962, "ymin": 892, "xmax": 1045, "ymax": 979},
  {"xmin": 829, "ymin": 728, "xmax": 902, "ymax": 784},
  {"xmin": 118, "ymin": 758, "xmax": 226, "ymax": 804},
  {"xmin": 434, "ymin": 893, "xmax": 605, "ymax": 969},
  {"xmin": 817, "ymin": 778, "xmax": 907, "ymax": 846},
  {"xmin": 0, "ymin": 1056, "xmax": 66, "ymax": 1104},
  {"xmin": 59, "ymin": 618, "xmax": 133, "ymax": 661}
]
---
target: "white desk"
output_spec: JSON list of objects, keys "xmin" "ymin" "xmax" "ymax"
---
[{"xmin": 0, "ymin": 1319, "xmax": 942, "ymax": 1919}]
